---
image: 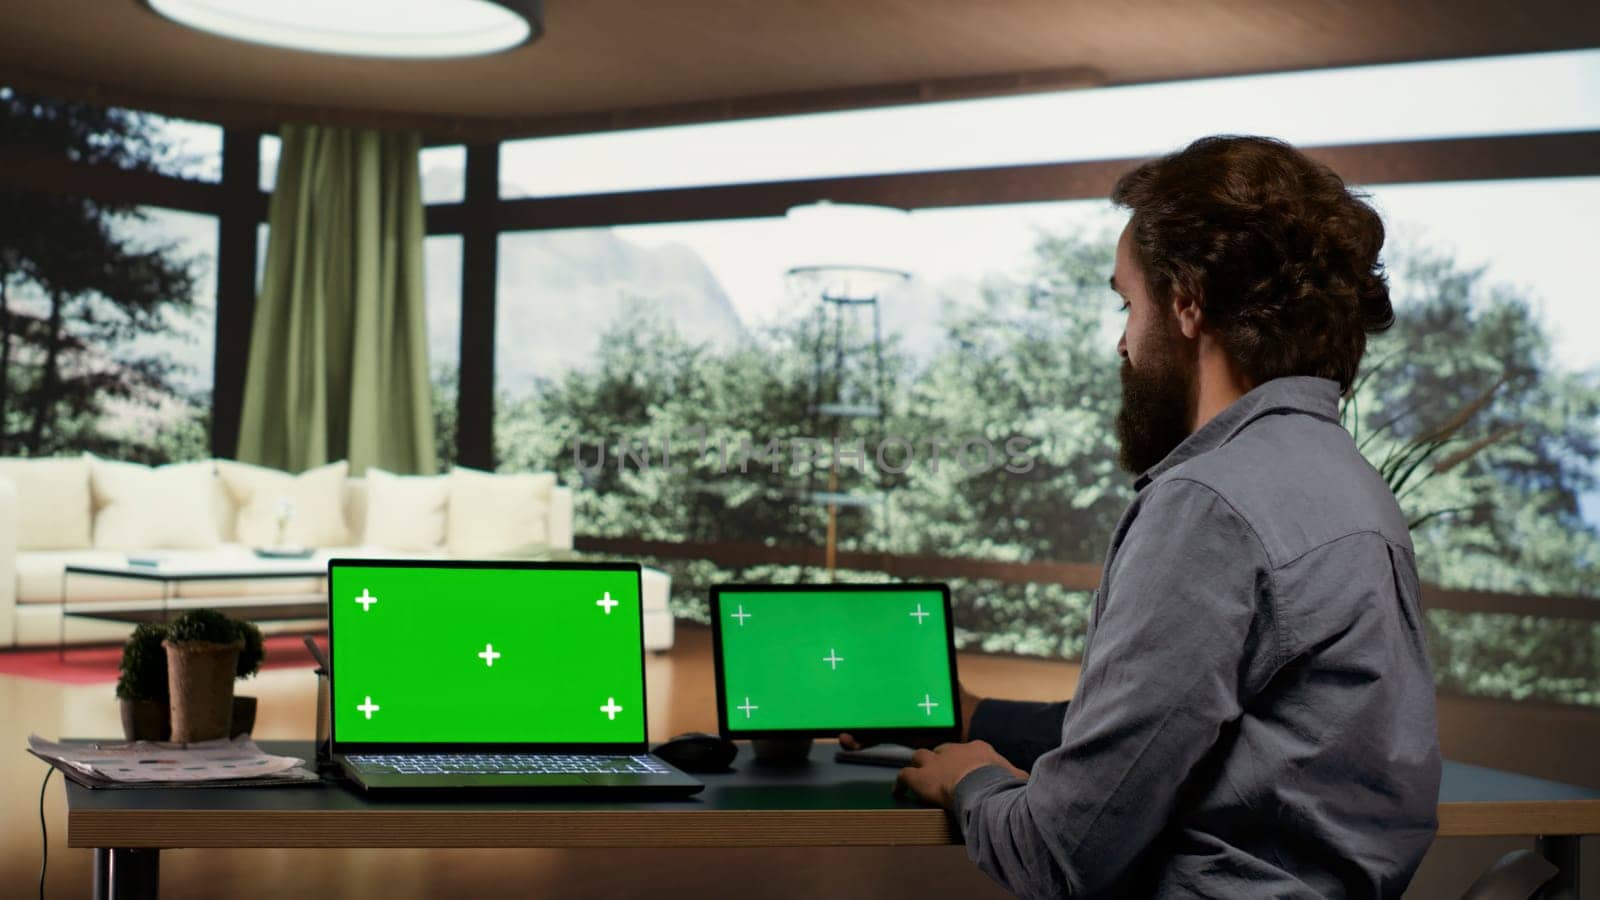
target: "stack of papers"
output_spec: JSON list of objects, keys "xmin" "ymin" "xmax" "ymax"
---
[{"xmin": 28, "ymin": 734, "xmax": 319, "ymax": 789}]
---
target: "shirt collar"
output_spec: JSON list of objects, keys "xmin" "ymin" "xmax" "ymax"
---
[{"xmin": 1133, "ymin": 375, "xmax": 1343, "ymax": 491}]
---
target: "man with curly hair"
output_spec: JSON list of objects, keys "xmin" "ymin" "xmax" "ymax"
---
[{"xmin": 871, "ymin": 136, "xmax": 1441, "ymax": 898}]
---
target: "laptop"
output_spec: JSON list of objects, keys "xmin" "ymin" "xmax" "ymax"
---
[
  {"xmin": 327, "ymin": 558, "xmax": 703, "ymax": 796},
  {"xmin": 709, "ymin": 582, "xmax": 962, "ymax": 745}
]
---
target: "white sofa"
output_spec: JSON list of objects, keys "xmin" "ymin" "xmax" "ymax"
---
[{"xmin": 0, "ymin": 456, "xmax": 673, "ymax": 652}]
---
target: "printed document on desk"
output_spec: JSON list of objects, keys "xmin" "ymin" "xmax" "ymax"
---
[{"xmin": 28, "ymin": 734, "xmax": 309, "ymax": 783}]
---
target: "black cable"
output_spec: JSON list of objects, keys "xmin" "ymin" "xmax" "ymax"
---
[{"xmin": 38, "ymin": 765, "xmax": 53, "ymax": 900}]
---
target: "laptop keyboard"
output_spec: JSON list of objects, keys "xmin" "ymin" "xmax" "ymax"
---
[{"xmin": 346, "ymin": 753, "xmax": 674, "ymax": 776}]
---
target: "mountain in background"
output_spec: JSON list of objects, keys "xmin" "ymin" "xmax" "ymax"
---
[
  {"xmin": 491, "ymin": 227, "xmax": 746, "ymax": 391},
  {"xmin": 421, "ymin": 166, "xmax": 746, "ymax": 391},
  {"xmin": 421, "ymin": 165, "xmax": 1011, "ymax": 392}
]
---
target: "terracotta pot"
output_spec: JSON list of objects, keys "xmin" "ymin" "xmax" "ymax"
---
[
  {"xmin": 119, "ymin": 697, "xmax": 170, "ymax": 742},
  {"xmin": 164, "ymin": 638, "xmax": 243, "ymax": 743},
  {"xmin": 230, "ymin": 695, "xmax": 258, "ymax": 738}
]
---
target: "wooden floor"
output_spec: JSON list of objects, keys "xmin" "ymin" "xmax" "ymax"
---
[{"xmin": 0, "ymin": 625, "xmax": 1583, "ymax": 899}]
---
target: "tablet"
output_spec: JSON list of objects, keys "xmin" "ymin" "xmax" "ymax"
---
[{"xmin": 710, "ymin": 583, "xmax": 961, "ymax": 742}]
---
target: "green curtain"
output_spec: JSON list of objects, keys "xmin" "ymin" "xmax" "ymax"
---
[{"xmin": 236, "ymin": 124, "xmax": 434, "ymax": 475}]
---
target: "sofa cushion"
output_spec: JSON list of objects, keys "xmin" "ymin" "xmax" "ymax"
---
[
  {"xmin": 446, "ymin": 467, "xmax": 555, "ymax": 557},
  {"xmin": 207, "ymin": 461, "xmax": 240, "ymax": 543},
  {"xmin": 86, "ymin": 455, "xmax": 221, "ymax": 550},
  {"xmin": 363, "ymin": 468, "xmax": 448, "ymax": 551},
  {"xmin": 0, "ymin": 456, "xmax": 92, "ymax": 550},
  {"xmin": 342, "ymin": 478, "xmax": 368, "ymax": 545},
  {"xmin": 218, "ymin": 460, "xmax": 353, "ymax": 548}
]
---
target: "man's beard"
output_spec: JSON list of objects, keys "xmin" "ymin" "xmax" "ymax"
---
[{"xmin": 1115, "ymin": 320, "xmax": 1197, "ymax": 476}]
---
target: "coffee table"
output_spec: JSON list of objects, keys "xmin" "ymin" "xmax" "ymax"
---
[{"xmin": 59, "ymin": 561, "xmax": 328, "ymax": 658}]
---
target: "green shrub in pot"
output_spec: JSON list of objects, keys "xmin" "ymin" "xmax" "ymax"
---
[
  {"xmin": 164, "ymin": 609, "xmax": 246, "ymax": 743},
  {"xmin": 231, "ymin": 620, "xmax": 266, "ymax": 737},
  {"xmin": 115, "ymin": 622, "xmax": 171, "ymax": 741}
]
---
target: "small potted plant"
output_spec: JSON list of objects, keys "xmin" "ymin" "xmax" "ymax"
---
[
  {"xmin": 115, "ymin": 622, "xmax": 171, "ymax": 741},
  {"xmin": 164, "ymin": 609, "xmax": 245, "ymax": 743},
  {"xmin": 230, "ymin": 621, "xmax": 265, "ymax": 737}
]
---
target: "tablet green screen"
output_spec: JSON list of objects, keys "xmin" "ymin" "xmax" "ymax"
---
[{"xmin": 718, "ymin": 588, "xmax": 955, "ymax": 732}]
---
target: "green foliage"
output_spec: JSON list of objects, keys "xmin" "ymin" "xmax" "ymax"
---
[
  {"xmin": 166, "ymin": 608, "xmax": 243, "ymax": 646},
  {"xmin": 1427, "ymin": 610, "xmax": 1598, "ymax": 706},
  {"xmin": 235, "ymin": 621, "xmax": 265, "ymax": 679},
  {"xmin": 1341, "ymin": 244, "xmax": 1600, "ymax": 704},
  {"xmin": 159, "ymin": 609, "xmax": 267, "ymax": 679},
  {"xmin": 118, "ymin": 612, "xmax": 265, "ymax": 699},
  {"xmin": 483, "ymin": 228, "xmax": 1600, "ymax": 707},
  {"xmin": 431, "ymin": 365, "xmax": 458, "ymax": 473},
  {"xmin": 0, "ymin": 89, "xmax": 202, "ymax": 460},
  {"xmin": 888, "ymin": 229, "xmax": 1129, "ymax": 564},
  {"xmin": 115, "ymin": 621, "xmax": 169, "ymax": 701},
  {"xmin": 497, "ymin": 299, "xmax": 842, "ymax": 547},
  {"xmin": 583, "ymin": 549, "xmax": 1095, "ymax": 662}
]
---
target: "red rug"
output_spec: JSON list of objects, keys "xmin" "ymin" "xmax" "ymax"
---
[{"xmin": 0, "ymin": 632, "xmax": 325, "ymax": 685}]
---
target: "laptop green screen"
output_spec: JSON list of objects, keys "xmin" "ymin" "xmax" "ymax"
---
[
  {"xmin": 330, "ymin": 562, "xmax": 645, "ymax": 745},
  {"xmin": 715, "ymin": 587, "xmax": 957, "ymax": 733}
]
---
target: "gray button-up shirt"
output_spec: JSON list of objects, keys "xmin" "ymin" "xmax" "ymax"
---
[{"xmin": 953, "ymin": 376, "xmax": 1441, "ymax": 899}]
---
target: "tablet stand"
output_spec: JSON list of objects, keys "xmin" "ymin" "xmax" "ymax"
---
[{"xmin": 751, "ymin": 737, "xmax": 813, "ymax": 766}]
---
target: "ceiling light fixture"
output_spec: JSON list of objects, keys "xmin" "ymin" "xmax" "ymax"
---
[{"xmin": 146, "ymin": 0, "xmax": 543, "ymax": 59}]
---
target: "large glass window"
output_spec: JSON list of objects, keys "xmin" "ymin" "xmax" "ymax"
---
[
  {"xmin": 113, "ymin": 207, "xmax": 217, "ymax": 460},
  {"xmin": 1, "ymin": 94, "xmax": 218, "ymax": 461},
  {"xmin": 143, "ymin": 113, "xmax": 223, "ymax": 182},
  {"xmin": 492, "ymin": 201, "xmax": 1127, "ymax": 657},
  {"xmin": 500, "ymin": 49, "xmax": 1600, "ymax": 198},
  {"xmin": 425, "ymin": 235, "xmax": 462, "ymax": 469},
  {"xmin": 419, "ymin": 145, "xmax": 465, "ymax": 205},
  {"xmin": 1355, "ymin": 177, "xmax": 1600, "ymax": 706},
  {"xmin": 259, "ymin": 133, "xmax": 280, "ymax": 193},
  {"xmin": 492, "ymin": 175, "xmax": 1600, "ymax": 703},
  {"xmin": 1, "ymin": 204, "xmax": 216, "ymax": 462}
]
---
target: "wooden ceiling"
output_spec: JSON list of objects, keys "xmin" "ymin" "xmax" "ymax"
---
[{"xmin": 2, "ymin": 0, "xmax": 1597, "ymax": 141}]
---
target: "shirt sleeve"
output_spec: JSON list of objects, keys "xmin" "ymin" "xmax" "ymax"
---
[
  {"xmin": 953, "ymin": 478, "xmax": 1280, "ymax": 899},
  {"xmin": 968, "ymin": 698, "xmax": 1070, "ymax": 772}
]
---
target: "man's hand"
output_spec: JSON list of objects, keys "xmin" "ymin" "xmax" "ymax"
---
[{"xmin": 893, "ymin": 740, "xmax": 1028, "ymax": 810}]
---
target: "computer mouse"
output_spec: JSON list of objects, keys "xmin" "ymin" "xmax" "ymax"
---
[{"xmin": 652, "ymin": 732, "xmax": 737, "ymax": 774}]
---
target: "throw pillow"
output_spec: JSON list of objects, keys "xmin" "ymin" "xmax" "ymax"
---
[
  {"xmin": 85, "ymin": 455, "xmax": 221, "ymax": 550},
  {"xmin": 363, "ymin": 468, "xmax": 448, "ymax": 551},
  {"xmin": 446, "ymin": 467, "xmax": 556, "ymax": 557},
  {"xmin": 218, "ymin": 459, "xmax": 353, "ymax": 548},
  {"xmin": 0, "ymin": 455, "xmax": 92, "ymax": 550}
]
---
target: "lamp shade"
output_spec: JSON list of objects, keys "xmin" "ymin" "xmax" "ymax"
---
[
  {"xmin": 146, "ymin": 0, "xmax": 543, "ymax": 58},
  {"xmin": 784, "ymin": 202, "xmax": 914, "ymax": 274},
  {"xmin": 784, "ymin": 202, "xmax": 914, "ymax": 300}
]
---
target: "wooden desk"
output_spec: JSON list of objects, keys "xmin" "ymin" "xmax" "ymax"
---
[{"xmin": 64, "ymin": 742, "xmax": 1600, "ymax": 900}]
